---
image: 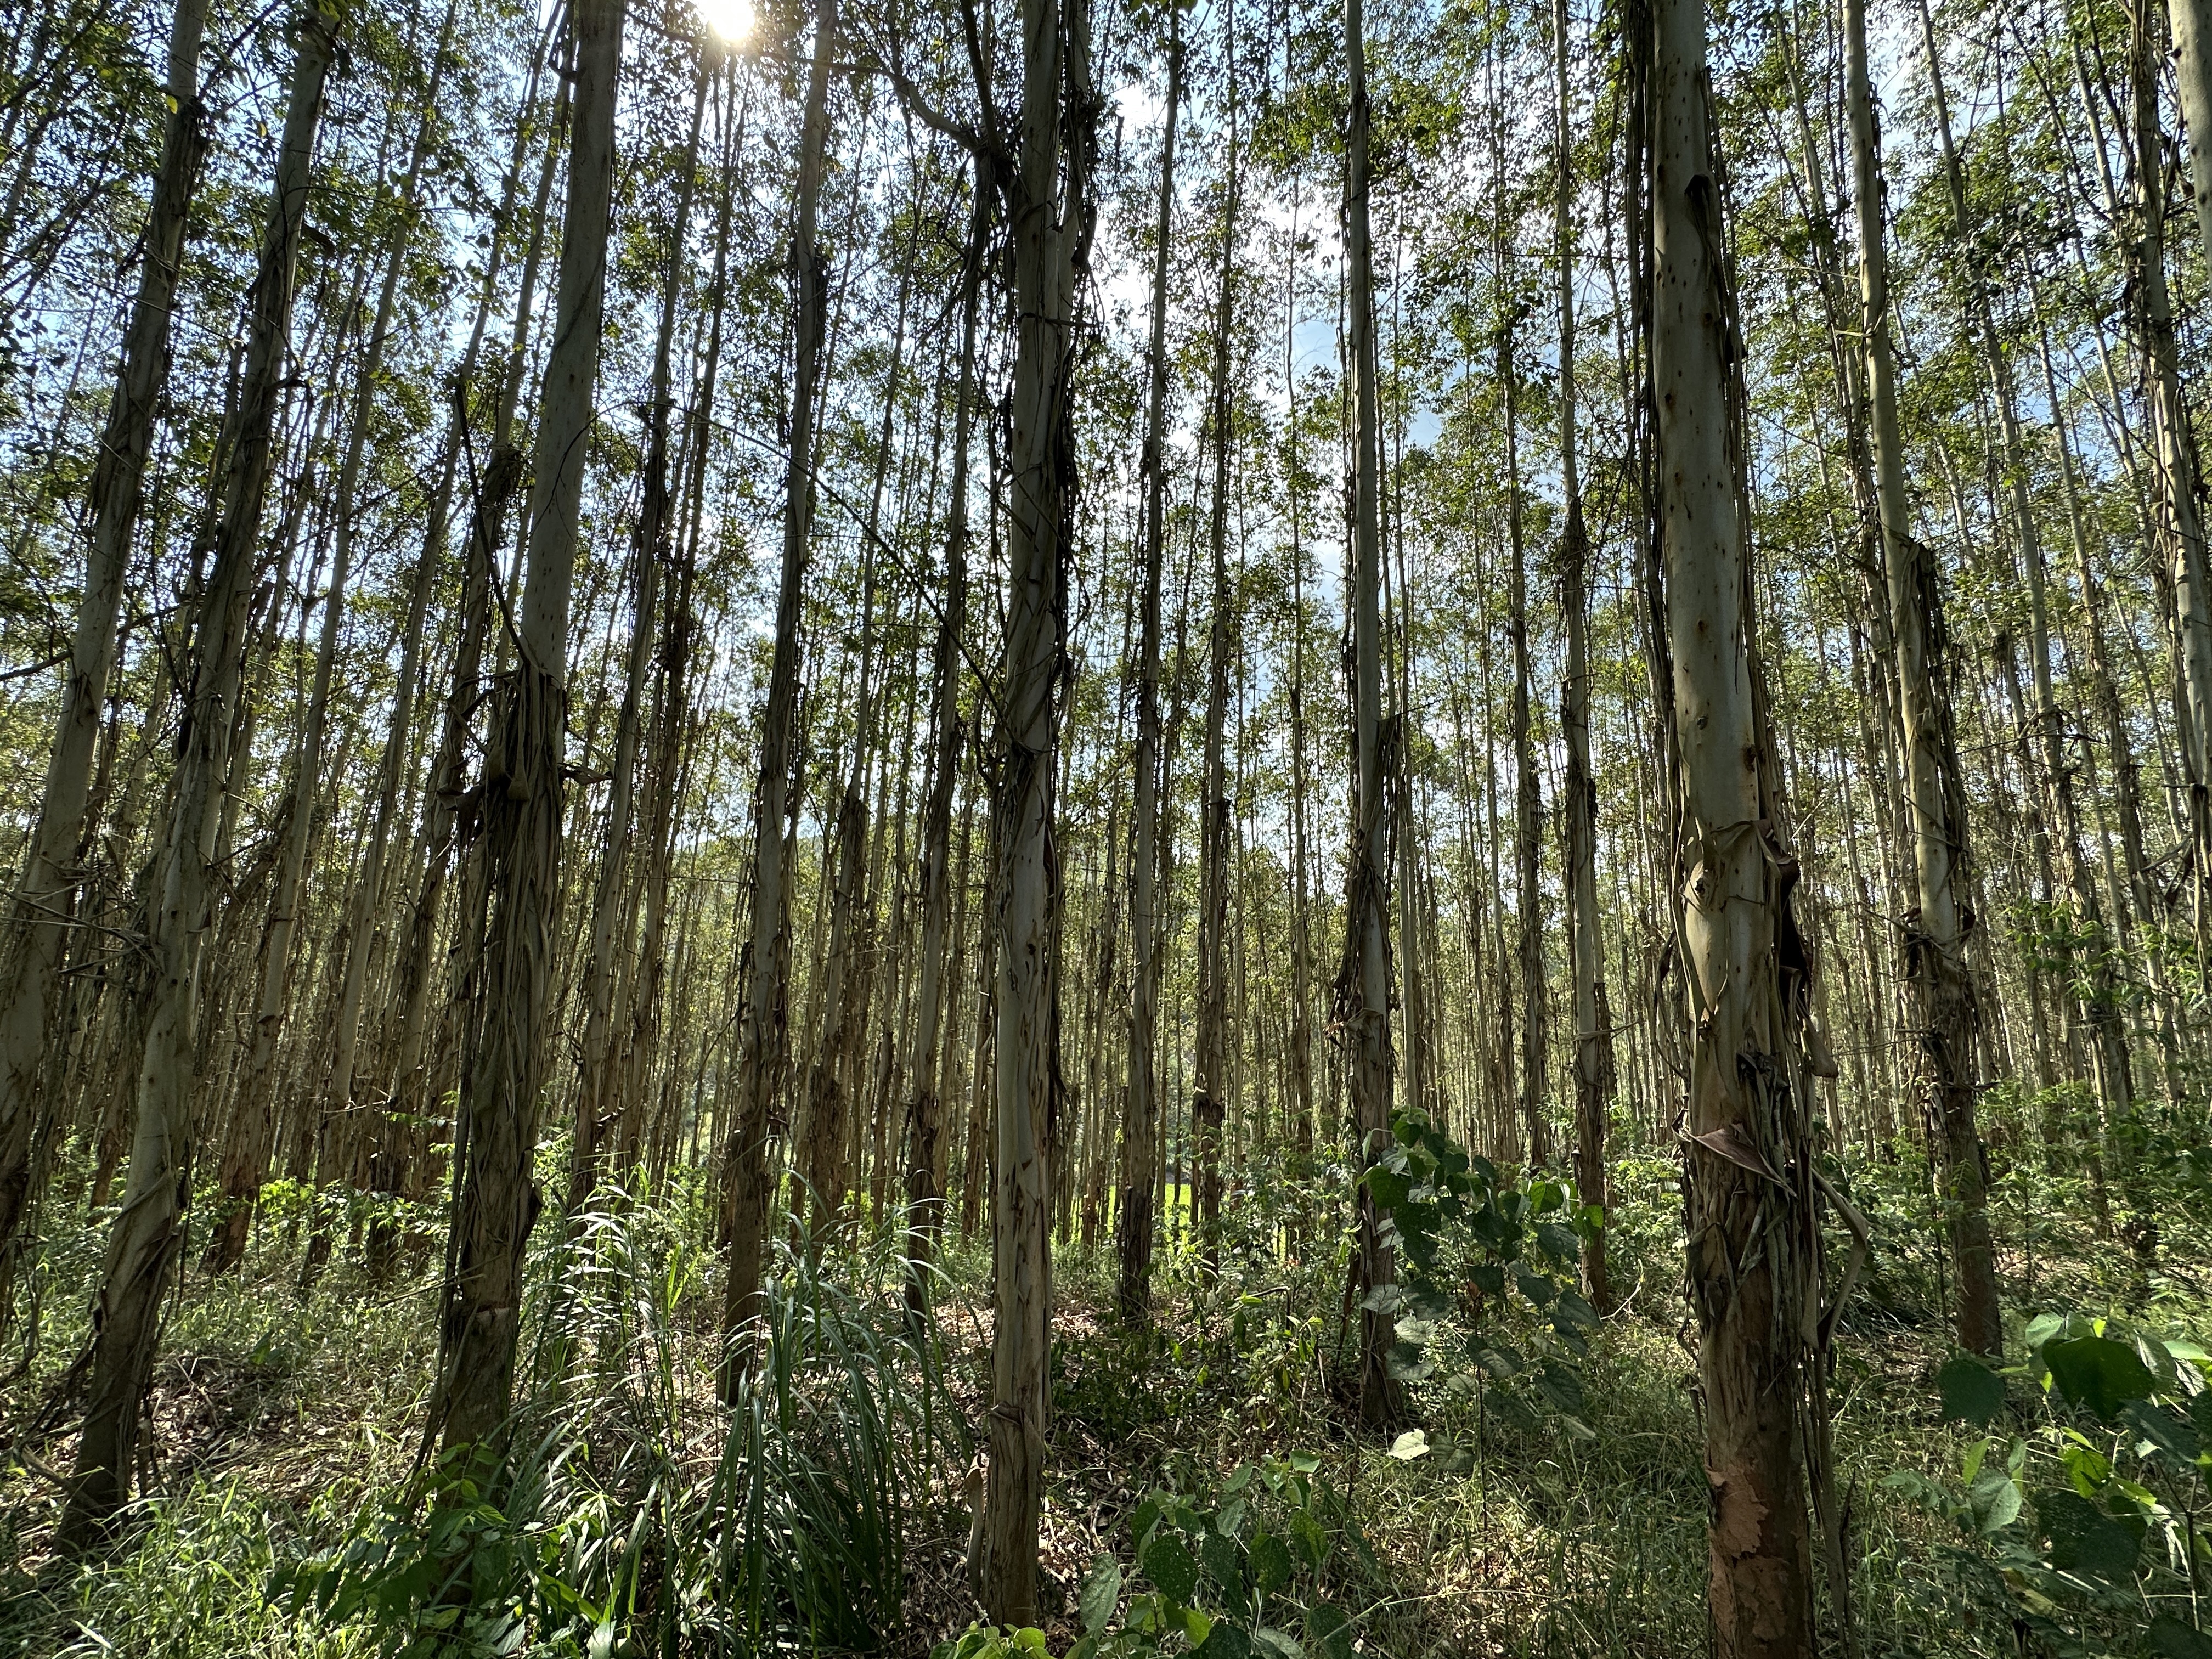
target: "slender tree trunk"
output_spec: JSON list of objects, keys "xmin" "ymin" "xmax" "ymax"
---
[
  {"xmin": 61, "ymin": 7, "xmax": 335, "ymax": 1547},
  {"xmin": 1644, "ymin": 0, "xmax": 1823, "ymax": 1642},
  {"xmin": 1194, "ymin": 24, "xmax": 1239, "ymax": 1269},
  {"xmin": 721, "ymin": 0, "xmax": 834, "ymax": 1395},
  {"xmin": 430, "ymin": 0, "xmax": 622, "ymax": 1459},
  {"xmin": 2135, "ymin": 0, "xmax": 2212, "ymax": 976},
  {"xmin": 1844, "ymin": 0, "xmax": 1999, "ymax": 1356},
  {"xmin": 904, "ymin": 176, "xmax": 985, "ymax": 1320},
  {"xmin": 570, "ymin": 59, "xmax": 708, "ymax": 1215},
  {"xmin": 1556, "ymin": 0, "xmax": 1612, "ymax": 1311},
  {"xmin": 1342, "ymin": 0, "xmax": 1398, "ymax": 1430},
  {"xmin": 1119, "ymin": 16, "xmax": 1179, "ymax": 1324},
  {"xmin": 0, "ymin": 0, "xmax": 207, "ymax": 1290},
  {"xmin": 983, "ymin": 0, "xmax": 1094, "ymax": 1614}
]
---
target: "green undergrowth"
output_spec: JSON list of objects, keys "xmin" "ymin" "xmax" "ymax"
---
[{"xmin": 0, "ymin": 1132, "xmax": 2204, "ymax": 1657}]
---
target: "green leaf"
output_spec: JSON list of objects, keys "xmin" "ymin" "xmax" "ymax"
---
[
  {"xmin": 1388, "ymin": 1429, "xmax": 1430, "ymax": 1460},
  {"xmin": 1306, "ymin": 1602, "xmax": 1355, "ymax": 1659},
  {"xmin": 1968, "ymin": 1470, "xmax": 2021, "ymax": 1535},
  {"xmin": 1514, "ymin": 1267, "xmax": 1558, "ymax": 1308},
  {"xmin": 1142, "ymin": 1533, "xmax": 1199, "ymax": 1605},
  {"xmin": 1551, "ymin": 1288, "xmax": 1600, "ymax": 1333},
  {"xmin": 1253, "ymin": 1629, "xmax": 1306, "ymax": 1659},
  {"xmin": 1536, "ymin": 1220, "xmax": 1581, "ymax": 1264},
  {"xmin": 1290, "ymin": 1510, "xmax": 1327, "ymax": 1570},
  {"xmin": 1218, "ymin": 1498, "xmax": 1246, "ymax": 1537},
  {"xmin": 2148, "ymin": 1615, "xmax": 2212, "ymax": 1659},
  {"xmin": 1198, "ymin": 1623, "xmax": 1254, "ymax": 1659},
  {"xmin": 1201, "ymin": 1529, "xmax": 1247, "ymax": 1610},
  {"xmin": 2120, "ymin": 1399, "xmax": 2202, "ymax": 1466},
  {"xmin": 1080, "ymin": 1553, "xmax": 1122, "ymax": 1634},
  {"xmin": 2035, "ymin": 1489, "xmax": 2144, "ymax": 1583},
  {"xmin": 1250, "ymin": 1531, "xmax": 1293, "ymax": 1595},
  {"xmin": 2046, "ymin": 1336, "xmax": 2157, "ymax": 1420},
  {"xmin": 1535, "ymin": 1359, "xmax": 1585, "ymax": 1415},
  {"xmin": 1133, "ymin": 1493, "xmax": 1164, "ymax": 1546},
  {"xmin": 1469, "ymin": 1263, "xmax": 1505, "ymax": 1298},
  {"xmin": 1937, "ymin": 1353, "xmax": 2007, "ymax": 1426}
]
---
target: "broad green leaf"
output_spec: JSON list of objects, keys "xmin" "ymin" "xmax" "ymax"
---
[
  {"xmin": 1079, "ymin": 1553, "xmax": 1122, "ymax": 1634},
  {"xmin": 1552, "ymin": 1288, "xmax": 1600, "ymax": 1333},
  {"xmin": 1388, "ymin": 1429, "xmax": 1430, "ymax": 1460},
  {"xmin": 1290, "ymin": 1510, "xmax": 1327, "ymax": 1569},
  {"xmin": 1201, "ymin": 1530, "xmax": 1248, "ymax": 1612},
  {"xmin": 2035, "ymin": 1489, "xmax": 2144, "ymax": 1583},
  {"xmin": 2148, "ymin": 1615, "xmax": 2212, "ymax": 1659},
  {"xmin": 1253, "ymin": 1629, "xmax": 1306, "ymax": 1659},
  {"xmin": 1306, "ymin": 1602, "xmax": 1356, "ymax": 1659},
  {"xmin": 1218, "ymin": 1498, "xmax": 1246, "ymax": 1536},
  {"xmin": 2120, "ymin": 1399, "xmax": 2201, "ymax": 1466},
  {"xmin": 1142, "ymin": 1532, "xmax": 1199, "ymax": 1605},
  {"xmin": 1535, "ymin": 1359, "xmax": 1585, "ymax": 1415},
  {"xmin": 1968, "ymin": 1470, "xmax": 2021, "ymax": 1534},
  {"xmin": 1250, "ymin": 1531, "xmax": 1293, "ymax": 1594},
  {"xmin": 2046, "ymin": 1336, "xmax": 2156, "ymax": 1421},
  {"xmin": 1937, "ymin": 1353, "xmax": 2007, "ymax": 1426},
  {"xmin": 1198, "ymin": 1623, "xmax": 1255, "ymax": 1659}
]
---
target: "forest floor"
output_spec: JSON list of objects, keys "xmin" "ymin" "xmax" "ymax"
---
[{"xmin": 0, "ymin": 1143, "xmax": 2205, "ymax": 1657}]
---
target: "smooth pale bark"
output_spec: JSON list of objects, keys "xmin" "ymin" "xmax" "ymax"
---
[
  {"xmin": 1503, "ymin": 292, "xmax": 1548, "ymax": 1172},
  {"xmin": 625, "ymin": 74, "xmax": 743, "ymax": 1178},
  {"xmin": 904, "ymin": 177, "xmax": 985, "ymax": 1321},
  {"xmin": 0, "ymin": 0, "xmax": 207, "ymax": 1287},
  {"xmin": 61, "ymin": 6, "xmax": 335, "ymax": 1548},
  {"xmin": 2135, "ymin": 0, "xmax": 2212, "ymax": 971},
  {"xmin": 1118, "ymin": 16, "xmax": 1179, "ymax": 1325},
  {"xmin": 1344, "ymin": 0, "xmax": 1398, "ymax": 1430},
  {"xmin": 1194, "ymin": 25, "xmax": 1239, "ymax": 1267},
  {"xmin": 1555, "ymin": 0, "xmax": 1612, "ymax": 1311},
  {"xmin": 569, "ymin": 56, "xmax": 709, "ymax": 1214},
  {"xmin": 2170, "ymin": 0, "xmax": 2212, "ymax": 282},
  {"xmin": 983, "ymin": 0, "xmax": 1093, "ymax": 1616},
  {"xmin": 385, "ymin": 61, "xmax": 564, "ymax": 1203},
  {"xmin": 1648, "ymin": 0, "xmax": 1822, "ymax": 1645},
  {"xmin": 721, "ymin": 0, "xmax": 835, "ymax": 1397},
  {"xmin": 270, "ymin": 13, "xmax": 461, "ymax": 1281},
  {"xmin": 1844, "ymin": 0, "xmax": 1999, "ymax": 1357},
  {"xmin": 430, "ymin": 0, "xmax": 622, "ymax": 1460}
]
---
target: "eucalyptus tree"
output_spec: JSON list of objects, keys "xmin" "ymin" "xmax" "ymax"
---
[
  {"xmin": 0, "ymin": 0, "xmax": 208, "ymax": 1294},
  {"xmin": 430, "ymin": 0, "xmax": 624, "ymax": 1460},
  {"xmin": 63, "ymin": 3, "xmax": 338, "ymax": 1545},
  {"xmin": 1640, "ymin": 0, "xmax": 1831, "ymax": 1641}
]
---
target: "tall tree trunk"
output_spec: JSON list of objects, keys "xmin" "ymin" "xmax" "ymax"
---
[
  {"xmin": 2135, "ymin": 0, "xmax": 2212, "ymax": 977},
  {"xmin": 1844, "ymin": 0, "xmax": 1999, "ymax": 1356},
  {"xmin": 430, "ymin": 0, "xmax": 622, "ymax": 1459},
  {"xmin": 1643, "ymin": 0, "xmax": 1824, "ymax": 1643},
  {"xmin": 61, "ymin": 5, "xmax": 335, "ymax": 1547},
  {"xmin": 721, "ymin": 0, "xmax": 835, "ymax": 1395},
  {"xmin": 904, "ymin": 174, "xmax": 985, "ymax": 1321},
  {"xmin": 1194, "ymin": 19, "xmax": 1239, "ymax": 1269},
  {"xmin": 0, "ymin": 0, "xmax": 207, "ymax": 1293},
  {"xmin": 1555, "ymin": 0, "xmax": 1612, "ymax": 1311},
  {"xmin": 983, "ymin": 0, "xmax": 1094, "ymax": 1614},
  {"xmin": 570, "ymin": 57, "xmax": 708, "ymax": 1215},
  {"xmin": 1119, "ymin": 15, "xmax": 1179, "ymax": 1325},
  {"xmin": 1342, "ymin": 0, "xmax": 1398, "ymax": 1430}
]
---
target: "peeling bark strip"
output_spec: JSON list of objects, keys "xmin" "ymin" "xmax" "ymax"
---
[
  {"xmin": 1639, "ymin": 0, "xmax": 1827, "ymax": 1647},
  {"xmin": 430, "ymin": 0, "xmax": 623, "ymax": 1461},
  {"xmin": 62, "ymin": 2, "xmax": 335, "ymax": 1549}
]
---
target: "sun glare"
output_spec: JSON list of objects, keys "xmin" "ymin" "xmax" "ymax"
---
[{"xmin": 698, "ymin": 0, "xmax": 751, "ymax": 43}]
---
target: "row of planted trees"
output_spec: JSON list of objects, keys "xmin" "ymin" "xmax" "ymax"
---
[{"xmin": 0, "ymin": 0, "xmax": 2209, "ymax": 1643}]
